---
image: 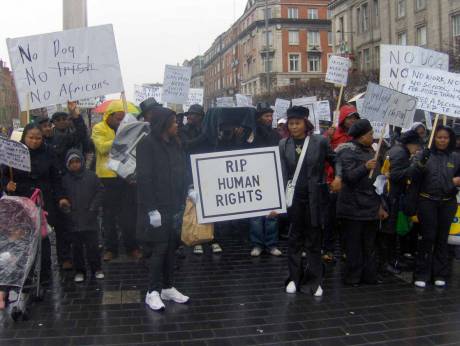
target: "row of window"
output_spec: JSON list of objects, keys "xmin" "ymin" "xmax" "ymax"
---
[
  {"xmin": 288, "ymin": 30, "xmax": 333, "ymax": 47},
  {"xmin": 397, "ymin": 25, "xmax": 427, "ymax": 46},
  {"xmin": 288, "ymin": 54, "xmax": 321, "ymax": 73},
  {"xmin": 287, "ymin": 7, "xmax": 322, "ymax": 20},
  {"xmin": 397, "ymin": 0, "xmax": 427, "ymax": 18}
]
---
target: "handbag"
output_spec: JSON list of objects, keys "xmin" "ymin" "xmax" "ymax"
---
[
  {"xmin": 285, "ymin": 136, "xmax": 310, "ymax": 208},
  {"xmin": 181, "ymin": 198, "xmax": 214, "ymax": 246}
]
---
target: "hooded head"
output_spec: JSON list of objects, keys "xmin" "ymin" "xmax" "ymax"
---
[
  {"xmin": 103, "ymin": 100, "xmax": 126, "ymax": 131},
  {"xmin": 149, "ymin": 107, "xmax": 178, "ymax": 142},
  {"xmin": 410, "ymin": 122, "xmax": 427, "ymax": 140},
  {"xmin": 339, "ymin": 104, "xmax": 359, "ymax": 130},
  {"xmin": 65, "ymin": 149, "xmax": 85, "ymax": 174},
  {"xmin": 400, "ymin": 130, "xmax": 423, "ymax": 155}
]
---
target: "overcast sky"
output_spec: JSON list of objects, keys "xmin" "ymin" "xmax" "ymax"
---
[{"xmin": 0, "ymin": 0, "xmax": 248, "ymax": 100}]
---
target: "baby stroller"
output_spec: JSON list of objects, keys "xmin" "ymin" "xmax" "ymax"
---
[{"xmin": 0, "ymin": 192, "xmax": 45, "ymax": 321}]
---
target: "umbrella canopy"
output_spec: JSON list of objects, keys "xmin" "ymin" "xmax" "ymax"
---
[{"xmin": 94, "ymin": 99, "xmax": 140, "ymax": 114}]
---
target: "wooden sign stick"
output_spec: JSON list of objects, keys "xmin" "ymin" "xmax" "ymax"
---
[
  {"xmin": 333, "ymin": 85, "xmax": 344, "ymax": 125},
  {"xmin": 443, "ymin": 114, "xmax": 447, "ymax": 126},
  {"xmin": 428, "ymin": 114, "xmax": 440, "ymax": 149},
  {"xmin": 369, "ymin": 122, "xmax": 388, "ymax": 178},
  {"xmin": 121, "ymin": 91, "xmax": 129, "ymax": 114}
]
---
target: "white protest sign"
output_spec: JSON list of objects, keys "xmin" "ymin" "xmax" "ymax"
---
[
  {"xmin": 403, "ymin": 68, "xmax": 460, "ymax": 118},
  {"xmin": 77, "ymin": 97, "xmax": 98, "ymax": 108},
  {"xmin": 46, "ymin": 105, "xmax": 58, "ymax": 117},
  {"xmin": 235, "ymin": 94, "xmax": 253, "ymax": 107},
  {"xmin": 216, "ymin": 97, "xmax": 235, "ymax": 108},
  {"xmin": 315, "ymin": 101, "xmax": 331, "ymax": 122},
  {"xmin": 191, "ymin": 147, "xmax": 287, "ymax": 223},
  {"xmin": 361, "ymin": 82, "xmax": 417, "ymax": 129},
  {"xmin": 7, "ymin": 24, "xmax": 124, "ymax": 111},
  {"xmin": 161, "ymin": 65, "xmax": 192, "ymax": 104},
  {"xmin": 370, "ymin": 122, "xmax": 390, "ymax": 139},
  {"xmin": 380, "ymin": 45, "xmax": 449, "ymax": 92},
  {"xmin": 355, "ymin": 98, "xmax": 364, "ymax": 115},
  {"xmin": 134, "ymin": 85, "xmax": 162, "ymax": 105},
  {"xmin": 183, "ymin": 88, "xmax": 204, "ymax": 112},
  {"xmin": 292, "ymin": 96, "xmax": 320, "ymax": 133},
  {"xmin": 0, "ymin": 137, "xmax": 31, "ymax": 172},
  {"xmin": 325, "ymin": 55, "xmax": 350, "ymax": 86},
  {"xmin": 273, "ymin": 98, "xmax": 291, "ymax": 128}
]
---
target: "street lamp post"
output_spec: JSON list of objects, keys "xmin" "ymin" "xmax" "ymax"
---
[{"xmin": 265, "ymin": 0, "xmax": 271, "ymax": 96}]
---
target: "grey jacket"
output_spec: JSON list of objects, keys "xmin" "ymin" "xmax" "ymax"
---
[{"xmin": 279, "ymin": 135, "xmax": 335, "ymax": 227}]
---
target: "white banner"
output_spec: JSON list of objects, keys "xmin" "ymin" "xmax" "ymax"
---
[
  {"xmin": 0, "ymin": 137, "xmax": 31, "ymax": 172},
  {"xmin": 183, "ymin": 88, "xmax": 204, "ymax": 112},
  {"xmin": 380, "ymin": 45, "xmax": 449, "ymax": 92},
  {"xmin": 191, "ymin": 147, "xmax": 287, "ymax": 223},
  {"xmin": 292, "ymin": 97, "xmax": 320, "ymax": 133},
  {"xmin": 235, "ymin": 94, "xmax": 253, "ymax": 107},
  {"xmin": 161, "ymin": 65, "xmax": 192, "ymax": 104},
  {"xmin": 403, "ymin": 68, "xmax": 460, "ymax": 118},
  {"xmin": 325, "ymin": 55, "xmax": 350, "ymax": 86},
  {"xmin": 361, "ymin": 82, "xmax": 417, "ymax": 129},
  {"xmin": 315, "ymin": 100, "xmax": 331, "ymax": 122},
  {"xmin": 216, "ymin": 97, "xmax": 235, "ymax": 108},
  {"xmin": 7, "ymin": 24, "xmax": 124, "ymax": 111},
  {"xmin": 134, "ymin": 85, "xmax": 162, "ymax": 105}
]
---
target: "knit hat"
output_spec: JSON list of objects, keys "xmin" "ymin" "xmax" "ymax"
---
[
  {"xmin": 400, "ymin": 130, "xmax": 423, "ymax": 145},
  {"xmin": 348, "ymin": 119, "xmax": 373, "ymax": 138},
  {"xmin": 186, "ymin": 104, "xmax": 205, "ymax": 117},
  {"xmin": 340, "ymin": 104, "xmax": 359, "ymax": 119},
  {"xmin": 256, "ymin": 102, "xmax": 274, "ymax": 119},
  {"xmin": 287, "ymin": 106, "xmax": 309, "ymax": 119},
  {"xmin": 65, "ymin": 149, "xmax": 85, "ymax": 171}
]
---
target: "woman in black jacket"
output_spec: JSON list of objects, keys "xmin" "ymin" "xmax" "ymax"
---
[
  {"xmin": 411, "ymin": 126, "xmax": 460, "ymax": 288},
  {"xmin": 136, "ymin": 107, "xmax": 188, "ymax": 311},
  {"xmin": 336, "ymin": 119, "xmax": 388, "ymax": 286},
  {"xmin": 4, "ymin": 123, "xmax": 70, "ymax": 283}
]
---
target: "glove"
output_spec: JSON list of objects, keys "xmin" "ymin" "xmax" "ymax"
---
[
  {"xmin": 188, "ymin": 189, "xmax": 199, "ymax": 204},
  {"xmin": 148, "ymin": 210, "xmax": 162, "ymax": 228},
  {"xmin": 420, "ymin": 148, "xmax": 431, "ymax": 165}
]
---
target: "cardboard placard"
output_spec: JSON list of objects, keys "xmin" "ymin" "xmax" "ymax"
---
[
  {"xmin": 183, "ymin": 88, "xmax": 204, "ymax": 112},
  {"xmin": 0, "ymin": 137, "xmax": 31, "ymax": 172},
  {"xmin": 235, "ymin": 94, "xmax": 253, "ymax": 107},
  {"xmin": 316, "ymin": 100, "xmax": 331, "ymax": 122},
  {"xmin": 216, "ymin": 97, "xmax": 235, "ymax": 108},
  {"xmin": 325, "ymin": 55, "xmax": 351, "ymax": 86},
  {"xmin": 134, "ymin": 85, "xmax": 162, "ymax": 105},
  {"xmin": 161, "ymin": 65, "xmax": 192, "ymax": 104}
]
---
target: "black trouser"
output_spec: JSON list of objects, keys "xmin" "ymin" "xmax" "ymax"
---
[
  {"xmin": 143, "ymin": 226, "xmax": 179, "ymax": 293},
  {"xmin": 41, "ymin": 237, "xmax": 52, "ymax": 281},
  {"xmin": 415, "ymin": 197, "xmax": 457, "ymax": 282},
  {"xmin": 101, "ymin": 178, "xmax": 138, "ymax": 254},
  {"xmin": 342, "ymin": 219, "xmax": 378, "ymax": 285},
  {"xmin": 287, "ymin": 196, "xmax": 323, "ymax": 291},
  {"xmin": 323, "ymin": 192, "xmax": 342, "ymax": 253},
  {"xmin": 46, "ymin": 202, "xmax": 72, "ymax": 264},
  {"xmin": 72, "ymin": 231, "xmax": 101, "ymax": 273}
]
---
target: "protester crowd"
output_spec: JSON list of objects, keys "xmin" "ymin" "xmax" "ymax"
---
[{"xmin": 1, "ymin": 96, "xmax": 460, "ymax": 312}]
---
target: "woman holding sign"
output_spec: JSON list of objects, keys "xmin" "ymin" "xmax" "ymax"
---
[{"xmin": 280, "ymin": 106, "xmax": 335, "ymax": 297}]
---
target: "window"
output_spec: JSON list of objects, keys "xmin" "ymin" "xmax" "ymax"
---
[
  {"xmin": 415, "ymin": 0, "xmax": 426, "ymax": 11},
  {"xmin": 288, "ymin": 7, "xmax": 299, "ymax": 19},
  {"xmin": 308, "ymin": 56, "xmax": 321, "ymax": 72},
  {"xmin": 361, "ymin": 3, "xmax": 369, "ymax": 32},
  {"xmin": 327, "ymin": 9, "xmax": 333, "ymax": 19},
  {"xmin": 308, "ymin": 9, "xmax": 319, "ymax": 19},
  {"xmin": 263, "ymin": 30, "xmax": 273, "ymax": 46},
  {"xmin": 453, "ymin": 14, "xmax": 460, "ymax": 38},
  {"xmin": 264, "ymin": 7, "xmax": 272, "ymax": 20},
  {"xmin": 328, "ymin": 31, "xmax": 333, "ymax": 46},
  {"xmin": 374, "ymin": 0, "xmax": 379, "ymax": 17},
  {"xmin": 289, "ymin": 30, "xmax": 299, "ymax": 45},
  {"xmin": 398, "ymin": 32, "xmax": 407, "ymax": 45},
  {"xmin": 289, "ymin": 53, "xmax": 300, "ymax": 72},
  {"xmin": 363, "ymin": 48, "xmax": 370, "ymax": 70},
  {"xmin": 263, "ymin": 58, "xmax": 273, "ymax": 72},
  {"xmin": 397, "ymin": 0, "xmax": 406, "ymax": 18},
  {"xmin": 375, "ymin": 46, "xmax": 380, "ymax": 66},
  {"xmin": 308, "ymin": 31, "xmax": 320, "ymax": 49},
  {"xmin": 417, "ymin": 25, "xmax": 427, "ymax": 46}
]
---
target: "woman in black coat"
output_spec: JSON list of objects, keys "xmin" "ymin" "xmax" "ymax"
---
[
  {"xmin": 279, "ymin": 106, "xmax": 334, "ymax": 297},
  {"xmin": 4, "ymin": 123, "xmax": 70, "ymax": 283},
  {"xmin": 336, "ymin": 119, "xmax": 388, "ymax": 286},
  {"xmin": 410, "ymin": 126, "xmax": 460, "ymax": 288},
  {"xmin": 136, "ymin": 107, "xmax": 188, "ymax": 311}
]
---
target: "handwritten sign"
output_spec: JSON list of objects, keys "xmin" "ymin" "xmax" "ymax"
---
[
  {"xmin": 134, "ymin": 85, "xmax": 162, "ymax": 105},
  {"xmin": 402, "ymin": 68, "xmax": 460, "ymax": 118},
  {"xmin": 361, "ymin": 82, "xmax": 417, "ymax": 128},
  {"xmin": 325, "ymin": 55, "xmax": 350, "ymax": 86},
  {"xmin": 0, "ymin": 137, "xmax": 31, "ymax": 172},
  {"xmin": 380, "ymin": 45, "xmax": 449, "ymax": 92},
  {"xmin": 161, "ymin": 65, "xmax": 192, "ymax": 104},
  {"xmin": 191, "ymin": 147, "xmax": 286, "ymax": 223},
  {"xmin": 273, "ymin": 98, "xmax": 290, "ymax": 128},
  {"xmin": 292, "ymin": 97, "xmax": 320, "ymax": 133},
  {"xmin": 7, "ymin": 24, "xmax": 124, "ymax": 111},
  {"xmin": 183, "ymin": 88, "xmax": 204, "ymax": 112},
  {"xmin": 216, "ymin": 97, "xmax": 235, "ymax": 108},
  {"xmin": 315, "ymin": 101, "xmax": 331, "ymax": 122},
  {"xmin": 235, "ymin": 94, "xmax": 253, "ymax": 107},
  {"xmin": 77, "ymin": 97, "xmax": 99, "ymax": 108}
]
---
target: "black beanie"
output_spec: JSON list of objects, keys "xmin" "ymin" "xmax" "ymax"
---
[
  {"xmin": 287, "ymin": 106, "xmax": 309, "ymax": 119},
  {"xmin": 400, "ymin": 130, "xmax": 423, "ymax": 145},
  {"xmin": 348, "ymin": 119, "xmax": 373, "ymax": 139}
]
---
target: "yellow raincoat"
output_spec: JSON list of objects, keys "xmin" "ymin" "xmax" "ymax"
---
[{"xmin": 91, "ymin": 100, "xmax": 125, "ymax": 178}]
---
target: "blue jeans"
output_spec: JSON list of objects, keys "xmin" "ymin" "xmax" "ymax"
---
[{"xmin": 249, "ymin": 217, "xmax": 279, "ymax": 249}]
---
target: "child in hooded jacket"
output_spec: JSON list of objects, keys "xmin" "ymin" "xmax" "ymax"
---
[{"xmin": 63, "ymin": 149, "xmax": 104, "ymax": 282}]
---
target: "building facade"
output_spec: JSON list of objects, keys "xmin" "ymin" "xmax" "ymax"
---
[
  {"xmin": 0, "ymin": 60, "xmax": 20, "ymax": 128},
  {"xmin": 201, "ymin": 0, "xmax": 332, "ymax": 107},
  {"xmin": 329, "ymin": 0, "xmax": 460, "ymax": 71},
  {"xmin": 183, "ymin": 55, "xmax": 205, "ymax": 89}
]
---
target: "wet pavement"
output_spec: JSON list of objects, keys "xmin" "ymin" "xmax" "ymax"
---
[{"xmin": 2, "ymin": 239, "xmax": 460, "ymax": 346}]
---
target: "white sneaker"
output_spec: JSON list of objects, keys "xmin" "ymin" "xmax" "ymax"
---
[
  {"xmin": 269, "ymin": 247, "xmax": 282, "ymax": 256},
  {"xmin": 314, "ymin": 286, "xmax": 323, "ymax": 297},
  {"xmin": 95, "ymin": 271, "xmax": 104, "ymax": 280},
  {"xmin": 74, "ymin": 273, "xmax": 85, "ymax": 283},
  {"xmin": 161, "ymin": 287, "xmax": 189, "ymax": 304},
  {"xmin": 145, "ymin": 291, "xmax": 165, "ymax": 311},
  {"xmin": 414, "ymin": 281, "xmax": 426, "ymax": 288},
  {"xmin": 435, "ymin": 280, "xmax": 446, "ymax": 287},
  {"xmin": 211, "ymin": 243, "xmax": 223, "ymax": 253},
  {"xmin": 286, "ymin": 281, "xmax": 297, "ymax": 294},
  {"xmin": 251, "ymin": 247, "xmax": 262, "ymax": 257},
  {"xmin": 193, "ymin": 245, "xmax": 204, "ymax": 255}
]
